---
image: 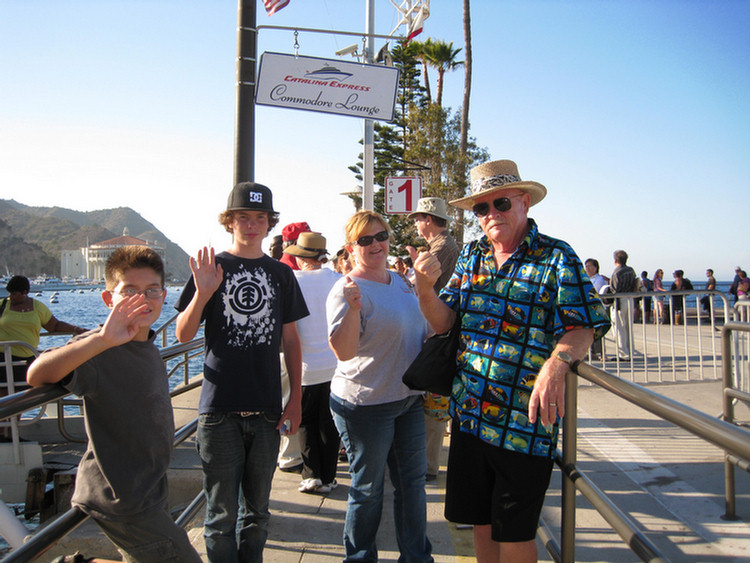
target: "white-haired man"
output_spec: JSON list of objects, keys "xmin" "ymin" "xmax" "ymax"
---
[{"xmin": 412, "ymin": 160, "xmax": 610, "ymax": 563}]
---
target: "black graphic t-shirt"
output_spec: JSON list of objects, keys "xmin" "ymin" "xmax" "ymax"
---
[{"xmin": 176, "ymin": 252, "xmax": 309, "ymax": 414}]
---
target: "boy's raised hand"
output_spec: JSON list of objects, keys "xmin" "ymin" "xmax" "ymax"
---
[
  {"xmin": 190, "ymin": 247, "xmax": 224, "ymax": 295},
  {"xmin": 100, "ymin": 294, "xmax": 153, "ymax": 346}
]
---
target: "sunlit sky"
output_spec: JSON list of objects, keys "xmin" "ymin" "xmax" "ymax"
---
[{"xmin": 2, "ymin": 1, "xmax": 749, "ymax": 282}]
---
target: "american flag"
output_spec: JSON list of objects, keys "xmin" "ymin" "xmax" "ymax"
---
[{"xmin": 263, "ymin": 0, "xmax": 290, "ymax": 16}]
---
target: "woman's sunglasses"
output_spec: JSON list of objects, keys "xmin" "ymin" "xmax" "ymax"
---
[
  {"xmin": 353, "ymin": 230, "xmax": 389, "ymax": 247},
  {"xmin": 472, "ymin": 197, "xmax": 517, "ymax": 217}
]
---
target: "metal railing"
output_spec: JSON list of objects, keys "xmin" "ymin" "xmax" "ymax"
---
[
  {"xmin": 0, "ymin": 329, "xmax": 206, "ymax": 562},
  {"xmin": 538, "ymin": 345, "xmax": 750, "ymax": 563},
  {"xmin": 590, "ymin": 289, "xmax": 732, "ymax": 384}
]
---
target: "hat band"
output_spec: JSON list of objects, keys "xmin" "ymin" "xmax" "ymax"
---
[
  {"xmin": 470, "ymin": 173, "xmax": 522, "ymax": 195},
  {"xmin": 297, "ymin": 245, "xmax": 328, "ymax": 254}
]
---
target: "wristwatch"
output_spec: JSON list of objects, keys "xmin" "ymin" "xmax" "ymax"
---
[{"xmin": 552, "ymin": 351, "xmax": 573, "ymax": 367}]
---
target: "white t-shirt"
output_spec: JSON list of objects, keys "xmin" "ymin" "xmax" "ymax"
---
[{"xmin": 295, "ymin": 268, "xmax": 342, "ymax": 386}]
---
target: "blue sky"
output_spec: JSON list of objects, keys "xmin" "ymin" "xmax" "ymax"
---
[{"xmin": 2, "ymin": 0, "xmax": 748, "ymax": 282}]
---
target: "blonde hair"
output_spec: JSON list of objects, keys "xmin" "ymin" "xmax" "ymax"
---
[{"xmin": 344, "ymin": 210, "xmax": 390, "ymax": 245}]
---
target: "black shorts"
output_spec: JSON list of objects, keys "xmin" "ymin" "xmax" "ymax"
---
[{"xmin": 444, "ymin": 418, "xmax": 554, "ymax": 542}]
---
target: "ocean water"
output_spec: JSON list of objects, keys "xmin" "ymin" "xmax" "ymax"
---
[{"xmin": 27, "ymin": 285, "xmax": 204, "ymax": 394}]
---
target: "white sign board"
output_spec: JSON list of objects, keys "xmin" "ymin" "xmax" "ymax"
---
[
  {"xmin": 256, "ymin": 52, "xmax": 400, "ymax": 122},
  {"xmin": 385, "ymin": 177, "xmax": 422, "ymax": 215}
]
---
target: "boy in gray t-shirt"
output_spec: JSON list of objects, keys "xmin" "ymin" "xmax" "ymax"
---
[{"xmin": 28, "ymin": 246, "xmax": 201, "ymax": 563}]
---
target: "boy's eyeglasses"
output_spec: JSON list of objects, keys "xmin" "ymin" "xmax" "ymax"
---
[
  {"xmin": 113, "ymin": 288, "xmax": 164, "ymax": 299},
  {"xmin": 353, "ymin": 230, "xmax": 389, "ymax": 247},
  {"xmin": 472, "ymin": 194, "xmax": 525, "ymax": 217}
]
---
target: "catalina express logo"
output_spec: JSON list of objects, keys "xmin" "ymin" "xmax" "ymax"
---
[{"xmin": 222, "ymin": 267, "xmax": 277, "ymax": 347}]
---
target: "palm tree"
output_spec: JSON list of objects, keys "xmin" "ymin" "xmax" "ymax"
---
[
  {"xmin": 412, "ymin": 38, "xmax": 434, "ymax": 102},
  {"xmin": 425, "ymin": 40, "xmax": 463, "ymax": 107},
  {"xmin": 457, "ymin": 0, "xmax": 473, "ymax": 245}
]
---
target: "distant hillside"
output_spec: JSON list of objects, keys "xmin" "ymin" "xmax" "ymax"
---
[{"xmin": 0, "ymin": 200, "xmax": 191, "ymax": 281}]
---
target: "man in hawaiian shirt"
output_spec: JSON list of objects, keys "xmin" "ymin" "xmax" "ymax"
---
[{"xmin": 413, "ymin": 160, "xmax": 610, "ymax": 563}]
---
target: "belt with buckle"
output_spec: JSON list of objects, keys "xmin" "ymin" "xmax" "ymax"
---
[{"xmin": 235, "ymin": 411, "xmax": 262, "ymax": 417}]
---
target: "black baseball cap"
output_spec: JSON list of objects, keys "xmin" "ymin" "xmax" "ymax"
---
[{"xmin": 226, "ymin": 182, "xmax": 275, "ymax": 213}]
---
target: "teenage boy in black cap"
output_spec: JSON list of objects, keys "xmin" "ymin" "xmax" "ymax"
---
[{"xmin": 175, "ymin": 182, "xmax": 309, "ymax": 563}]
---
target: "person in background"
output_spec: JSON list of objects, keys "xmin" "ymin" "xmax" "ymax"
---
[
  {"xmin": 282, "ymin": 232, "xmax": 342, "ymax": 494},
  {"xmin": 701, "ymin": 268, "xmax": 716, "ymax": 315},
  {"xmin": 278, "ymin": 225, "xmax": 312, "ymax": 472},
  {"xmin": 28, "ymin": 246, "xmax": 202, "ymax": 563},
  {"xmin": 269, "ymin": 235, "xmax": 284, "ymax": 260},
  {"xmin": 736, "ymin": 270, "xmax": 750, "ymax": 301},
  {"xmin": 584, "ymin": 259, "xmax": 609, "ymax": 360},
  {"xmin": 175, "ymin": 182, "xmax": 309, "ymax": 563},
  {"xmin": 333, "ymin": 247, "xmax": 353, "ymax": 276},
  {"xmin": 653, "ymin": 268, "xmax": 667, "ymax": 323},
  {"xmin": 280, "ymin": 222, "xmax": 311, "ymax": 271},
  {"xmin": 0, "ymin": 274, "xmax": 86, "ymax": 440},
  {"xmin": 327, "ymin": 210, "xmax": 433, "ymax": 563},
  {"xmin": 412, "ymin": 159, "xmax": 610, "ymax": 563},
  {"xmin": 610, "ymin": 250, "xmax": 637, "ymax": 360},
  {"xmin": 730, "ymin": 266, "xmax": 742, "ymax": 304},
  {"xmin": 670, "ymin": 269, "xmax": 694, "ymax": 325},
  {"xmin": 407, "ymin": 197, "xmax": 460, "ymax": 482},
  {"xmin": 584, "ymin": 259, "xmax": 608, "ymax": 293},
  {"xmin": 640, "ymin": 271, "xmax": 653, "ymax": 324}
]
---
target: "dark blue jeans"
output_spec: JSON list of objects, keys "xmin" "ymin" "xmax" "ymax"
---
[
  {"xmin": 197, "ymin": 412, "xmax": 281, "ymax": 563},
  {"xmin": 331, "ymin": 394, "xmax": 433, "ymax": 563}
]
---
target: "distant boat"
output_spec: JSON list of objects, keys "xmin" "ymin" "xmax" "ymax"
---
[
  {"xmin": 304, "ymin": 66, "xmax": 353, "ymax": 81},
  {"xmin": 49, "ymin": 296, "xmax": 58, "ymax": 303}
]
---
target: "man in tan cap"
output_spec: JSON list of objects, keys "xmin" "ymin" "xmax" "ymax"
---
[
  {"xmin": 407, "ymin": 197, "xmax": 460, "ymax": 482},
  {"xmin": 408, "ymin": 197, "xmax": 460, "ymax": 294},
  {"xmin": 412, "ymin": 160, "xmax": 610, "ymax": 563}
]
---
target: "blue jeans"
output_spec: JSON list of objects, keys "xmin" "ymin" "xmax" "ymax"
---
[
  {"xmin": 330, "ymin": 394, "xmax": 433, "ymax": 563},
  {"xmin": 197, "ymin": 412, "xmax": 281, "ymax": 563}
]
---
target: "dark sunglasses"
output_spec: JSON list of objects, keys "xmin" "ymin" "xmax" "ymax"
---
[
  {"xmin": 354, "ymin": 230, "xmax": 389, "ymax": 246},
  {"xmin": 472, "ymin": 197, "xmax": 516, "ymax": 217}
]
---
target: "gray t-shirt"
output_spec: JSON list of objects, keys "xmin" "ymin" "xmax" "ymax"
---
[
  {"xmin": 60, "ymin": 329, "xmax": 174, "ymax": 520},
  {"xmin": 326, "ymin": 271, "xmax": 428, "ymax": 406}
]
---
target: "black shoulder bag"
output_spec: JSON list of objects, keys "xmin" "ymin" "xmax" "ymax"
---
[{"xmin": 402, "ymin": 250, "xmax": 479, "ymax": 396}]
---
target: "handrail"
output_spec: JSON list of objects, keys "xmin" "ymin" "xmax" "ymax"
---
[
  {"xmin": 544, "ymin": 356, "xmax": 750, "ymax": 563},
  {"xmin": 0, "ymin": 338, "xmax": 204, "ymax": 422}
]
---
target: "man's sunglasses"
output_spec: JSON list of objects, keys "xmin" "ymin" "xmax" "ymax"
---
[
  {"xmin": 472, "ymin": 196, "xmax": 521, "ymax": 217},
  {"xmin": 354, "ymin": 230, "xmax": 389, "ymax": 246}
]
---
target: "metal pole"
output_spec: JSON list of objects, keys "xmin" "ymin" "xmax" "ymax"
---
[
  {"xmin": 560, "ymin": 368, "xmax": 577, "ymax": 563},
  {"xmin": 235, "ymin": 0, "xmax": 257, "ymax": 184},
  {"xmin": 362, "ymin": 0, "xmax": 375, "ymax": 211}
]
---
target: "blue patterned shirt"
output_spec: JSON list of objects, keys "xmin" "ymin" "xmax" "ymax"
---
[{"xmin": 439, "ymin": 220, "xmax": 610, "ymax": 458}]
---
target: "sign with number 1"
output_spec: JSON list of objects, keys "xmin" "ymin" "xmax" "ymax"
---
[{"xmin": 385, "ymin": 177, "xmax": 422, "ymax": 214}]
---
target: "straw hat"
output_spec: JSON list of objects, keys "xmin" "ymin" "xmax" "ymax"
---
[
  {"xmin": 283, "ymin": 231, "xmax": 329, "ymax": 261},
  {"xmin": 407, "ymin": 197, "xmax": 451, "ymax": 222},
  {"xmin": 450, "ymin": 160, "xmax": 547, "ymax": 210}
]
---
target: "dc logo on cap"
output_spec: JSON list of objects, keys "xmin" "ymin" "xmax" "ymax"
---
[{"xmin": 248, "ymin": 191, "xmax": 263, "ymax": 203}]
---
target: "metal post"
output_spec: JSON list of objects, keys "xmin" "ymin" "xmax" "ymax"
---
[
  {"xmin": 560, "ymin": 367, "xmax": 578, "ymax": 563},
  {"xmin": 362, "ymin": 0, "xmax": 375, "ymax": 211},
  {"xmin": 722, "ymin": 324, "xmax": 738, "ymax": 520},
  {"xmin": 235, "ymin": 0, "xmax": 257, "ymax": 184}
]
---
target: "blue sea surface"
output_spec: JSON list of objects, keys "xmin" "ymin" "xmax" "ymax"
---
[{"xmin": 31, "ymin": 285, "xmax": 204, "ymax": 393}]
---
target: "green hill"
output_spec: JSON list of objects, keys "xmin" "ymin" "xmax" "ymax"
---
[{"xmin": 0, "ymin": 200, "xmax": 191, "ymax": 281}]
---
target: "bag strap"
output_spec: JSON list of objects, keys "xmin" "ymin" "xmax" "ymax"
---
[{"xmin": 0, "ymin": 298, "xmax": 7, "ymax": 318}]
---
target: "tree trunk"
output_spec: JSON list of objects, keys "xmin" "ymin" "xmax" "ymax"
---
[{"xmin": 457, "ymin": 0, "xmax": 473, "ymax": 245}]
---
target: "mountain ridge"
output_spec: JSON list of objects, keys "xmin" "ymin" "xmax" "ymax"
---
[{"xmin": 0, "ymin": 200, "xmax": 191, "ymax": 281}]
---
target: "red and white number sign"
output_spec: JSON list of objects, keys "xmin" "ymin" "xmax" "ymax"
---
[{"xmin": 385, "ymin": 176, "xmax": 422, "ymax": 214}]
